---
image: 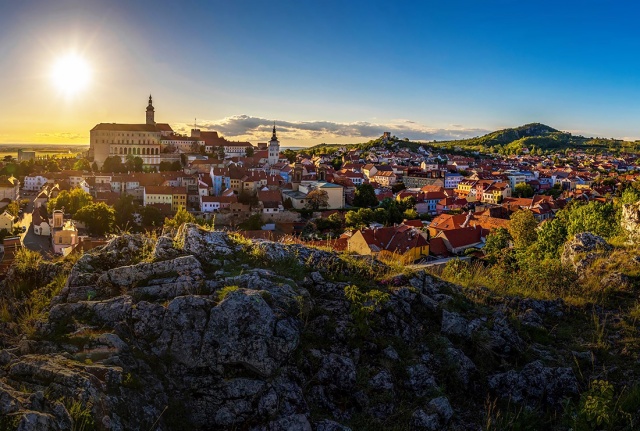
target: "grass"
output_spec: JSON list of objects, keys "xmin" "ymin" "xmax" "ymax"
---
[
  {"xmin": 64, "ymin": 398, "xmax": 95, "ymax": 431},
  {"xmin": 216, "ymin": 285, "xmax": 240, "ymax": 303}
]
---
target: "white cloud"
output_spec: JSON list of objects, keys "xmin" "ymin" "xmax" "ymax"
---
[
  {"xmin": 172, "ymin": 115, "xmax": 489, "ymax": 144},
  {"xmin": 35, "ymin": 132, "xmax": 87, "ymax": 141}
]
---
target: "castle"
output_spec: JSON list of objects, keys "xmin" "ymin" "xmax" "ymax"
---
[{"xmin": 89, "ymin": 95, "xmax": 174, "ymax": 169}]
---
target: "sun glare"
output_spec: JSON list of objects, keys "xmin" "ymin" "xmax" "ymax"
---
[{"xmin": 51, "ymin": 54, "xmax": 91, "ymax": 97}]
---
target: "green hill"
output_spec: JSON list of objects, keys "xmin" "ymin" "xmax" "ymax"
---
[
  {"xmin": 434, "ymin": 122, "xmax": 638, "ymax": 154},
  {"xmin": 300, "ymin": 123, "xmax": 640, "ymax": 156}
]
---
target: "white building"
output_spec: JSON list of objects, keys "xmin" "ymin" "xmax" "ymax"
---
[
  {"xmin": 444, "ymin": 172, "xmax": 464, "ymax": 189},
  {"xmin": 268, "ymin": 124, "xmax": 280, "ymax": 165},
  {"xmin": 23, "ymin": 175, "xmax": 49, "ymax": 191}
]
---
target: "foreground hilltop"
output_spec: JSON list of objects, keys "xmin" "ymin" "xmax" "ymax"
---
[{"xmin": 0, "ymin": 224, "xmax": 638, "ymax": 430}]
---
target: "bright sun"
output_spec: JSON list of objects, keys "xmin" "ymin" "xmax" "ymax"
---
[{"xmin": 51, "ymin": 54, "xmax": 91, "ymax": 96}]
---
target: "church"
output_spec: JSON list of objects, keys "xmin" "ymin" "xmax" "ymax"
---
[{"xmin": 89, "ymin": 96, "xmax": 174, "ymax": 169}]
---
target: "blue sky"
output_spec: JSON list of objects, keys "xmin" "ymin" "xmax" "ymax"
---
[{"xmin": 1, "ymin": 0, "xmax": 639, "ymax": 145}]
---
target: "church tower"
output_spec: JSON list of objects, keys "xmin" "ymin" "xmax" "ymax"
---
[
  {"xmin": 268, "ymin": 122, "xmax": 280, "ymax": 165},
  {"xmin": 146, "ymin": 95, "xmax": 155, "ymax": 125}
]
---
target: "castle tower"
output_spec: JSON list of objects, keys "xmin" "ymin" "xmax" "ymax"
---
[
  {"xmin": 317, "ymin": 166, "xmax": 326, "ymax": 181},
  {"xmin": 146, "ymin": 95, "xmax": 155, "ymax": 125},
  {"xmin": 292, "ymin": 163, "xmax": 303, "ymax": 191},
  {"xmin": 268, "ymin": 122, "xmax": 280, "ymax": 165}
]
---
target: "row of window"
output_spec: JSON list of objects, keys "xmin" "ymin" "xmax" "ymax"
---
[{"xmin": 111, "ymin": 147, "xmax": 160, "ymax": 156}]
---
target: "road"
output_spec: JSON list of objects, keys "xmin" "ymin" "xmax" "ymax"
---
[{"xmin": 17, "ymin": 192, "xmax": 53, "ymax": 255}]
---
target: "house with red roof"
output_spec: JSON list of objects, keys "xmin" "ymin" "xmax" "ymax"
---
[
  {"xmin": 347, "ymin": 224, "xmax": 429, "ymax": 263},
  {"xmin": 434, "ymin": 226, "xmax": 483, "ymax": 254}
]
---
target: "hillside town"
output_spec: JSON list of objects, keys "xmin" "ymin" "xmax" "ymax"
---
[{"xmin": 0, "ymin": 96, "xmax": 637, "ymax": 274}]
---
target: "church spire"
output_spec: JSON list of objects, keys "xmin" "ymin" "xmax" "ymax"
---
[
  {"xmin": 146, "ymin": 94, "xmax": 155, "ymax": 125},
  {"xmin": 272, "ymin": 122, "xmax": 277, "ymax": 140}
]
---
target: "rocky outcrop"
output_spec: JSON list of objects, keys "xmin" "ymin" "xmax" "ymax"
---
[
  {"xmin": 621, "ymin": 201, "xmax": 640, "ymax": 243},
  {"xmin": 488, "ymin": 360, "xmax": 579, "ymax": 407},
  {"xmin": 0, "ymin": 224, "xmax": 591, "ymax": 430},
  {"xmin": 561, "ymin": 232, "xmax": 611, "ymax": 272}
]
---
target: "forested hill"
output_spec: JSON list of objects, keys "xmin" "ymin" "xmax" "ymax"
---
[{"xmin": 302, "ymin": 122, "xmax": 639, "ymax": 155}]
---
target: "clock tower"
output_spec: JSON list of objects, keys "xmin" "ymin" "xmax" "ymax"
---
[{"xmin": 268, "ymin": 122, "xmax": 280, "ymax": 165}]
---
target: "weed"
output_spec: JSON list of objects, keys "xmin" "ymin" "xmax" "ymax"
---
[
  {"xmin": 591, "ymin": 310, "xmax": 609, "ymax": 350},
  {"xmin": 64, "ymin": 398, "xmax": 95, "ymax": 431},
  {"xmin": 344, "ymin": 284, "xmax": 390, "ymax": 334},
  {"xmin": 0, "ymin": 300, "xmax": 11, "ymax": 323},
  {"xmin": 216, "ymin": 285, "xmax": 240, "ymax": 303}
]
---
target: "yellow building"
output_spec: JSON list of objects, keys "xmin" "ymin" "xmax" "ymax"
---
[
  {"xmin": 172, "ymin": 188, "xmax": 187, "ymax": 212},
  {"xmin": 347, "ymin": 225, "xmax": 429, "ymax": 264},
  {"xmin": 52, "ymin": 221, "xmax": 78, "ymax": 255},
  {"xmin": 144, "ymin": 185, "xmax": 187, "ymax": 212},
  {"xmin": 0, "ymin": 211, "xmax": 14, "ymax": 233}
]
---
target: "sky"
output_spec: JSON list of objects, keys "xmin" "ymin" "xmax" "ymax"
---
[{"xmin": 1, "ymin": 0, "xmax": 640, "ymax": 146}]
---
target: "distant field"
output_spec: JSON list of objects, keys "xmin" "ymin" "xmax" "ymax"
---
[{"xmin": 0, "ymin": 144, "xmax": 89, "ymax": 159}]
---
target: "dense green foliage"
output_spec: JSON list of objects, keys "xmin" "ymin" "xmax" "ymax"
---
[
  {"xmin": 74, "ymin": 202, "xmax": 116, "ymax": 236},
  {"xmin": 353, "ymin": 184, "xmax": 379, "ymax": 208},
  {"xmin": 47, "ymin": 189, "xmax": 93, "ymax": 216}
]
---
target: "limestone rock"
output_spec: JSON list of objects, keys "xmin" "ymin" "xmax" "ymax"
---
[
  {"xmin": 174, "ymin": 223, "xmax": 238, "ymax": 261},
  {"xmin": 561, "ymin": 232, "xmax": 611, "ymax": 272},
  {"xmin": 621, "ymin": 201, "xmax": 640, "ymax": 243},
  {"xmin": 488, "ymin": 360, "xmax": 579, "ymax": 407}
]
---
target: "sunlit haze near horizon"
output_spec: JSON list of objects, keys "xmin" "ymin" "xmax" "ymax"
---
[{"xmin": 2, "ymin": 0, "xmax": 640, "ymax": 147}]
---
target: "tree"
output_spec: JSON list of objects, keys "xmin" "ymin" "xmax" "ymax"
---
[
  {"xmin": 245, "ymin": 146, "xmax": 255, "ymax": 157},
  {"xmin": 216, "ymin": 146, "xmax": 226, "ymax": 160},
  {"xmin": 91, "ymin": 161, "xmax": 99, "ymax": 172},
  {"xmin": 46, "ymin": 159, "xmax": 60, "ymax": 172},
  {"xmin": 74, "ymin": 202, "xmax": 115, "ymax": 236},
  {"xmin": 353, "ymin": 184, "xmax": 379, "ymax": 208},
  {"xmin": 164, "ymin": 207, "xmax": 196, "ymax": 229},
  {"xmin": 535, "ymin": 217, "xmax": 567, "ymax": 258},
  {"xmin": 139, "ymin": 205, "xmax": 164, "ymax": 228},
  {"xmin": 565, "ymin": 201, "xmax": 618, "ymax": 239},
  {"xmin": 305, "ymin": 189, "xmax": 329, "ymax": 210},
  {"xmin": 282, "ymin": 149, "xmax": 297, "ymax": 163},
  {"xmin": 159, "ymin": 161, "xmax": 173, "ymax": 172},
  {"xmin": 102, "ymin": 156, "xmax": 124, "ymax": 173},
  {"xmin": 283, "ymin": 197, "xmax": 293, "ymax": 209},
  {"xmin": 403, "ymin": 209, "xmax": 419, "ymax": 220},
  {"xmin": 238, "ymin": 190, "xmax": 259, "ymax": 207},
  {"xmin": 133, "ymin": 157, "xmax": 144, "ymax": 172},
  {"xmin": 48, "ymin": 188, "xmax": 93, "ymax": 216},
  {"xmin": 484, "ymin": 227, "xmax": 512, "ymax": 255},
  {"xmin": 508, "ymin": 210, "xmax": 538, "ymax": 249},
  {"xmin": 73, "ymin": 158, "xmax": 92, "ymax": 171},
  {"xmin": 315, "ymin": 213, "xmax": 343, "ymax": 231},
  {"xmin": 239, "ymin": 213, "xmax": 264, "ymax": 230},
  {"xmin": 5, "ymin": 201, "xmax": 19, "ymax": 217},
  {"xmin": 621, "ymin": 187, "xmax": 640, "ymax": 206},
  {"xmin": 514, "ymin": 182, "xmax": 534, "ymax": 198},
  {"xmin": 113, "ymin": 194, "xmax": 138, "ymax": 230}
]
